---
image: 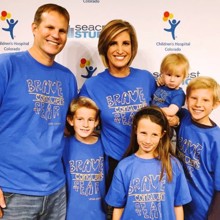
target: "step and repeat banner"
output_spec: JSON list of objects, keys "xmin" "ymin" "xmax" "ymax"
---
[{"xmin": 0, "ymin": 0, "xmax": 220, "ymax": 125}]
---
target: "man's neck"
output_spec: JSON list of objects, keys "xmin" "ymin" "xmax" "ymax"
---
[{"xmin": 28, "ymin": 46, "xmax": 55, "ymax": 66}]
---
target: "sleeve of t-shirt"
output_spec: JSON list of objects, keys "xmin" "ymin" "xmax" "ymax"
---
[
  {"xmin": 177, "ymin": 108, "xmax": 188, "ymax": 120},
  {"xmin": 69, "ymin": 72, "xmax": 78, "ymax": 100},
  {"xmin": 173, "ymin": 159, "xmax": 192, "ymax": 206},
  {"xmin": 79, "ymin": 81, "xmax": 91, "ymax": 98},
  {"xmin": 105, "ymin": 165, "xmax": 127, "ymax": 208},
  {"xmin": 171, "ymin": 90, "xmax": 185, "ymax": 109},
  {"xmin": 211, "ymin": 139, "xmax": 220, "ymax": 191},
  {"xmin": 0, "ymin": 54, "xmax": 10, "ymax": 106}
]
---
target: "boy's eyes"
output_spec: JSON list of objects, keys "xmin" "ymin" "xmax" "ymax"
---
[
  {"xmin": 190, "ymin": 96, "xmax": 198, "ymax": 100},
  {"xmin": 76, "ymin": 118, "xmax": 95, "ymax": 121},
  {"xmin": 89, "ymin": 118, "xmax": 95, "ymax": 121},
  {"xmin": 76, "ymin": 118, "xmax": 83, "ymax": 121},
  {"xmin": 190, "ymin": 97, "xmax": 210, "ymax": 102}
]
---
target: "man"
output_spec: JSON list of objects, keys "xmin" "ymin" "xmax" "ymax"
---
[{"xmin": 0, "ymin": 4, "xmax": 77, "ymax": 219}]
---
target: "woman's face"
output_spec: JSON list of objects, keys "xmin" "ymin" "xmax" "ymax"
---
[{"xmin": 107, "ymin": 31, "xmax": 132, "ymax": 73}]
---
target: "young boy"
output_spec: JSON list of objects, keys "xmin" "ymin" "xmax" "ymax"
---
[
  {"xmin": 176, "ymin": 76, "xmax": 220, "ymax": 220},
  {"xmin": 63, "ymin": 97, "xmax": 106, "ymax": 220},
  {"xmin": 152, "ymin": 53, "xmax": 189, "ymax": 117}
]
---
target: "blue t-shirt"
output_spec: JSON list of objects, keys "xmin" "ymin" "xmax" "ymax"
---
[
  {"xmin": 80, "ymin": 67, "xmax": 156, "ymax": 160},
  {"xmin": 0, "ymin": 51, "xmax": 78, "ymax": 195},
  {"xmin": 105, "ymin": 154, "xmax": 191, "ymax": 220},
  {"xmin": 152, "ymin": 85, "xmax": 185, "ymax": 109},
  {"xmin": 176, "ymin": 109, "xmax": 220, "ymax": 220},
  {"xmin": 63, "ymin": 136, "xmax": 106, "ymax": 220}
]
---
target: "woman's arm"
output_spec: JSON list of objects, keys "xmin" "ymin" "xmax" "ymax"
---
[
  {"xmin": 174, "ymin": 205, "xmax": 184, "ymax": 220},
  {"xmin": 112, "ymin": 207, "xmax": 124, "ymax": 220}
]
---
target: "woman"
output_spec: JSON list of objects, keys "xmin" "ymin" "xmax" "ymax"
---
[{"xmin": 79, "ymin": 19, "xmax": 157, "ymax": 192}]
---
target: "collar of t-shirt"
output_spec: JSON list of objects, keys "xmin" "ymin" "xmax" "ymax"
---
[{"xmin": 191, "ymin": 118, "xmax": 216, "ymax": 128}]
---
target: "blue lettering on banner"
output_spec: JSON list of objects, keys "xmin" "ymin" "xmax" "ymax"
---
[{"xmin": 68, "ymin": 24, "xmax": 104, "ymax": 39}]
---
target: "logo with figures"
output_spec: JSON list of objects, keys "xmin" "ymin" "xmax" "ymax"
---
[
  {"xmin": 80, "ymin": 58, "xmax": 97, "ymax": 78},
  {"xmin": 1, "ymin": 10, "xmax": 18, "ymax": 39},
  {"xmin": 163, "ymin": 11, "xmax": 180, "ymax": 40}
]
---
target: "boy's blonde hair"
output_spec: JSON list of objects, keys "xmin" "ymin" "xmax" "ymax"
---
[
  {"xmin": 66, "ymin": 97, "xmax": 100, "ymax": 136},
  {"xmin": 68, "ymin": 96, "xmax": 100, "ymax": 119},
  {"xmin": 160, "ymin": 53, "xmax": 189, "ymax": 79},
  {"xmin": 186, "ymin": 76, "xmax": 220, "ymax": 104}
]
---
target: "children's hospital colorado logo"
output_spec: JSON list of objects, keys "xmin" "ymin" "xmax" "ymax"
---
[
  {"xmin": 80, "ymin": 57, "xmax": 97, "ymax": 78},
  {"xmin": 155, "ymin": 11, "xmax": 200, "ymax": 86},
  {"xmin": 163, "ymin": 11, "xmax": 180, "ymax": 40},
  {"xmin": 156, "ymin": 11, "xmax": 191, "ymax": 52},
  {"xmin": 0, "ymin": 9, "xmax": 29, "ymax": 51},
  {"xmin": 1, "ymin": 10, "xmax": 18, "ymax": 39}
]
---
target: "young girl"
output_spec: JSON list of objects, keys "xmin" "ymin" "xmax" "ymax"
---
[
  {"xmin": 105, "ymin": 106, "xmax": 191, "ymax": 220},
  {"xmin": 63, "ymin": 97, "xmax": 106, "ymax": 220}
]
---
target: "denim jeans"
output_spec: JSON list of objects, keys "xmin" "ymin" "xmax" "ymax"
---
[{"xmin": 2, "ymin": 185, "xmax": 66, "ymax": 220}]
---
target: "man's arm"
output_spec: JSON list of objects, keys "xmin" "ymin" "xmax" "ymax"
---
[{"xmin": 0, "ymin": 189, "xmax": 6, "ymax": 218}]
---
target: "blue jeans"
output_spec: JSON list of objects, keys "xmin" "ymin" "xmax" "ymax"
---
[{"xmin": 2, "ymin": 186, "xmax": 66, "ymax": 220}]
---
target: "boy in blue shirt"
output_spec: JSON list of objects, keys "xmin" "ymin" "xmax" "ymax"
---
[
  {"xmin": 63, "ymin": 97, "xmax": 106, "ymax": 220},
  {"xmin": 176, "ymin": 76, "xmax": 220, "ymax": 220}
]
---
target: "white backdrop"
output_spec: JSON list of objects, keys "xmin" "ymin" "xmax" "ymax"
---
[{"xmin": 0, "ymin": 0, "xmax": 220, "ymax": 125}]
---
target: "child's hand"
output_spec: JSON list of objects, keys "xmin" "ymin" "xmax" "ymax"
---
[
  {"xmin": 167, "ymin": 115, "xmax": 180, "ymax": 127},
  {"xmin": 156, "ymin": 75, "xmax": 165, "ymax": 86}
]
